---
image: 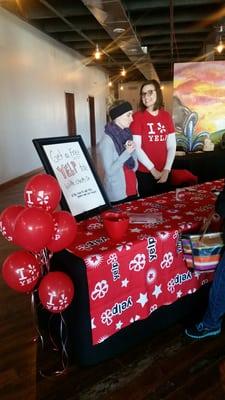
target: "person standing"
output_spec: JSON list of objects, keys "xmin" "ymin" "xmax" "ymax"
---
[
  {"xmin": 185, "ymin": 186, "xmax": 225, "ymax": 339},
  {"xmin": 99, "ymin": 100, "xmax": 138, "ymax": 204},
  {"xmin": 130, "ymin": 79, "xmax": 176, "ymax": 198}
]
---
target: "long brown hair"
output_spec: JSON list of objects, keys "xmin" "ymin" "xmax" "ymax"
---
[{"xmin": 139, "ymin": 79, "xmax": 164, "ymax": 111}]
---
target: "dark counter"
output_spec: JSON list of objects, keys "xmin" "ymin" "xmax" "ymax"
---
[{"xmin": 173, "ymin": 148, "xmax": 225, "ymax": 183}]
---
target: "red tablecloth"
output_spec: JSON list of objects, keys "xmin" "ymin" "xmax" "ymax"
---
[{"xmin": 68, "ymin": 180, "xmax": 224, "ymax": 345}]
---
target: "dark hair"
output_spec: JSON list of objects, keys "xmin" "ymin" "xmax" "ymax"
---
[{"xmin": 139, "ymin": 79, "xmax": 164, "ymax": 111}]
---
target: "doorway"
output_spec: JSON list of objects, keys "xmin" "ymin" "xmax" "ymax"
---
[
  {"xmin": 88, "ymin": 96, "xmax": 96, "ymax": 147},
  {"xmin": 65, "ymin": 92, "xmax": 76, "ymax": 136}
]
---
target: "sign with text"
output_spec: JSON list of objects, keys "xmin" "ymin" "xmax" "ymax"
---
[{"xmin": 33, "ymin": 135, "xmax": 110, "ymax": 220}]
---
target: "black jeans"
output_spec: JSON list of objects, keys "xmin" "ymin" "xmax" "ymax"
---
[{"xmin": 136, "ymin": 171, "xmax": 172, "ymax": 198}]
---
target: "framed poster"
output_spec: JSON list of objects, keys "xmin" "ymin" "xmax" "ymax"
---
[{"xmin": 33, "ymin": 135, "xmax": 111, "ymax": 221}]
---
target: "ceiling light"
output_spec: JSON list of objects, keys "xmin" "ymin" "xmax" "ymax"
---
[
  {"xmin": 113, "ymin": 27, "xmax": 126, "ymax": 34},
  {"xmin": 108, "ymin": 80, "xmax": 112, "ymax": 87},
  {"xmin": 120, "ymin": 84, "xmax": 124, "ymax": 91},
  {"xmin": 141, "ymin": 46, "xmax": 148, "ymax": 54},
  {"xmin": 214, "ymin": 25, "xmax": 225, "ymax": 54},
  {"xmin": 121, "ymin": 66, "xmax": 126, "ymax": 77},
  {"xmin": 216, "ymin": 38, "xmax": 224, "ymax": 53},
  {"xmin": 94, "ymin": 44, "xmax": 101, "ymax": 60}
]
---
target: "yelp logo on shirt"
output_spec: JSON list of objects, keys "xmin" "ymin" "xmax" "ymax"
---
[{"xmin": 147, "ymin": 122, "xmax": 167, "ymax": 142}]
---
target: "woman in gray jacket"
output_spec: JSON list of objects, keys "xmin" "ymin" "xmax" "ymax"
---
[{"xmin": 99, "ymin": 100, "xmax": 138, "ymax": 204}]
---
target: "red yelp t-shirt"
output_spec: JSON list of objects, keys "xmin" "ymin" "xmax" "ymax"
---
[{"xmin": 130, "ymin": 109, "xmax": 175, "ymax": 172}]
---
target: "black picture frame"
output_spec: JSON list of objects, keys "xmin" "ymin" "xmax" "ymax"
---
[{"xmin": 33, "ymin": 135, "xmax": 111, "ymax": 221}]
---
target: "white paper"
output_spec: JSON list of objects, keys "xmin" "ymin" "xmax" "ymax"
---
[
  {"xmin": 128, "ymin": 212, "xmax": 163, "ymax": 224},
  {"xmin": 43, "ymin": 142, "xmax": 105, "ymax": 216}
]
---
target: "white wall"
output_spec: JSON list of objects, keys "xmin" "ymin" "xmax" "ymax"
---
[{"xmin": 0, "ymin": 8, "xmax": 108, "ymax": 184}]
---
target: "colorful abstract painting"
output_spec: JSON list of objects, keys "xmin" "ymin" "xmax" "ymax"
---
[{"xmin": 173, "ymin": 61, "xmax": 225, "ymax": 152}]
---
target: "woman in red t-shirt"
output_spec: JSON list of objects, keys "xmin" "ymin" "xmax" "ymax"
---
[{"xmin": 130, "ymin": 79, "xmax": 176, "ymax": 198}]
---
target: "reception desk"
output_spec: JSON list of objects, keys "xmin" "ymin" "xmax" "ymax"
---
[
  {"xmin": 49, "ymin": 180, "xmax": 223, "ymax": 365},
  {"xmin": 173, "ymin": 148, "xmax": 225, "ymax": 183}
]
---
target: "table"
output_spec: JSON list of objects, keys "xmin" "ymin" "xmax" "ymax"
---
[
  {"xmin": 51, "ymin": 179, "xmax": 224, "ymax": 365},
  {"xmin": 173, "ymin": 148, "xmax": 225, "ymax": 183}
]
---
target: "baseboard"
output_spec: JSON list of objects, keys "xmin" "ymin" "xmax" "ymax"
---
[{"xmin": 0, "ymin": 168, "xmax": 44, "ymax": 191}]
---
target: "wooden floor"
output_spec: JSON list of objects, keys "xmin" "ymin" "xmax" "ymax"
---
[{"xmin": 1, "ymin": 176, "xmax": 225, "ymax": 400}]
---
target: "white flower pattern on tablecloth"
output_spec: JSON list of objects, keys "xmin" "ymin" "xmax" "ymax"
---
[
  {"xmin": 87, "ymin": 222, "xmax": 103, "ymax": 230},
  {"xmin": 107, "ymin": 253, "xmax": 118, "ymax": 264},
  {"xmin": 167, "ymin": 278, "xmax": 175, "ymax": 293},
  {"xmin": 130, "ymin": 315, "xmax": 140, "ymax": 323},
  {"xmin": 160, "ymin": 252, "xmax": 173, "ymax": 269},
  {"xmin": 116, "ymin": 242, "xmax": 133, "ymax": 251},
  {"xmin": 187, "ymin": 288, "xmax": 197, "ymax": 294},
  {"xmin": 129, "ymin": 253, "xmax": 146, "ymax": 271},
  {"xmin": 149, "ymin": 304, "xmax": 158, "ymax": 314},
  {"xmin": 101, "ymin": 309, "xmax": 113, "ymax": 326},
  {"xmin": 173, "ymin": 230, "xmax": 179, "ymax": 239},
  {"xmin": 91, "ymin": 280, "xmax": 109, "ymax": 300}
]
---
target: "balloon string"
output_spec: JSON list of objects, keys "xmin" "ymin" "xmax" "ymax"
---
[
  {"xmin": 39, "ymin": 313, "xmax": 69, "ymax": 377},
  {"xmin": 60, "ymin": 313, "xmax": 69, "ymax": 371},
  {"xmin": 48, "ymin": 314, "xmax": 59, "ymax": 351},
  {"xmin": 42, "ymin": 248, "xmax": 50, "ymax": 273},
  {"xmin": 31, "ymin": 290, "xmax": 44, "ymax": 348}
]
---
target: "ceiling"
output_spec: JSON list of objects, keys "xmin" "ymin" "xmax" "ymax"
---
[{"xmin": 1, "ymin": 0, "xmax": 225, "ymax": 82}]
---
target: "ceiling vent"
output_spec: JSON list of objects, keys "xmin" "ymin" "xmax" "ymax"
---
[{"xmin": 81, "ymin": 0, "xmax": 159, "ymax": 81}]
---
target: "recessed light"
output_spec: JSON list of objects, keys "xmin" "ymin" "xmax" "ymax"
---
[
  {"xmin": 141, "ymin": 46, "xmax": 148, "ymax": 54},
  {"xmin": 113, "ymin": 27, "xmax": 126, "ymax": 34}
]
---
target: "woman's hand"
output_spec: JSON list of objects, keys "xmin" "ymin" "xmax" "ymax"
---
[
  {"xmin": 125, "ymin": 140, "xmax": 136, "ymax": 154},
  {"xmin": 150, "ymin": 167, "xmax": 162, "ymax": 180},
  {"xmin": 157, "ymin": 169, "xmax": 169, "ymax": 183}
]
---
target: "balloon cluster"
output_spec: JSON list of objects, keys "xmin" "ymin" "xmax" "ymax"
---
[{"xmin": 0, "ymin": 174, "xmax": 77, "ymax": 314}]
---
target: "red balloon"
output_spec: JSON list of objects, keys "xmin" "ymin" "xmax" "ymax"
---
[
  {"xmin": 47, "ymin": 211, "xmax": 77, "ymax": 253},
  {"xmin": 38, "ymin": 271, "xmax": 74, "ymax": 313},
  {"xmin": 14, "ymin": 207, "xmax": 54, "ymax": 252},
  {"xmin": 2, "ymin": 250, "xmax": 41, "ymax": 293},
  {"xmin": 24, "ymin": 173, "xmax": 61, "ymax": 212},
  {"xmin": 0, "ymin": 204, "xmax": 25, "ymax": 242}
]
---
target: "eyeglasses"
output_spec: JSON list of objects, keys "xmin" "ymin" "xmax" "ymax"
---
[{"xmin": 141, "ymin": 89, "xmax": 156, "ymax": 97}]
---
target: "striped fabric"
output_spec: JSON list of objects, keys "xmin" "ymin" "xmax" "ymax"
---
[{"xmin": 181, "ymin": 232, "xmax": 224, "ymax": 273}]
